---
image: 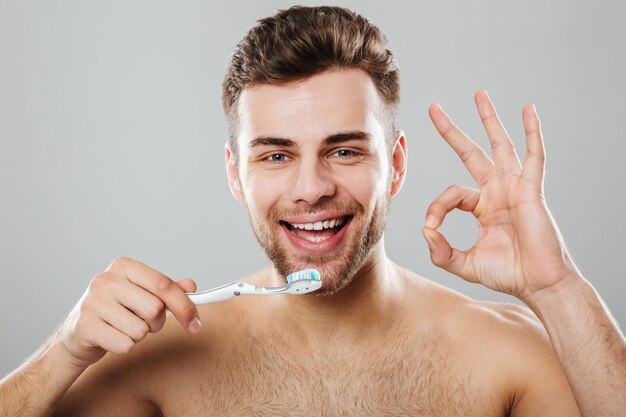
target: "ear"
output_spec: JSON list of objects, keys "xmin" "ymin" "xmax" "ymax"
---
[
  {"xmin": 389, "ymin": 130, "xmax": 407, "ymax": 198},
  {"xmin": 225, "ymin": 143, "xmax": 244, "ymax": 204}
]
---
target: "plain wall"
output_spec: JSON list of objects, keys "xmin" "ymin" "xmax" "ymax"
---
[{"xmin": 1, "ymin": 0, "xmax": 624, "ymax": 376}]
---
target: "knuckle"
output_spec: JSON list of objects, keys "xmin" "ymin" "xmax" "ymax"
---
[
  {"xmin": 146, "ymin": 300, "xmax": 165, "ymax": 319},
  {"xmin": 108, "ymin": 256, "xmax": 131, "ymax": 271},
  {"xmin": 156, "ymin": 276, "xmax": 174, "ymax": 293},
  {"xmin": 526, "ymin": 150, "xmax": 545, "ymax": 161},
  {"xmin": 459, "ymin": 148, "xmax": 475, "ymax": 163},
  {"xmin": 149, "ymin": 317, "xmax": 166, "ymax": 333},
  {"xmin": 116, "ymin": 339, "xmax": 135, "ymax": 355},
  {"xmin": 133, "ymin": 322, "xmax": 150, "ymax": 341},
  {"xmin": 490, "ymin": 139, "xmax": 504, "ymax": 150},
  {"xmin": 78, "ymin": 290, "xmax": 103, "ymax": 316},
  {"xmin": 440, "ymin": 125, "xmax": 453, "ymax": 138},
  {"xmin": 88, "ymin": 272, "xmax": 121, "ymax": 295},
  {"xmin": 89, "ymin": 272, "xmax": 108, "ymax": 289},
  {"xmin": 180, "ymin": 302, "xmax": 198, "ymax": 323}
]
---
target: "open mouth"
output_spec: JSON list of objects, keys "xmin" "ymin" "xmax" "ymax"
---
[{"xmin": 280, "ymin": 215, "xmax": 352, "ymax": 244}]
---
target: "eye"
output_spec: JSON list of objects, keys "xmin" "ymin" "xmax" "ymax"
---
[
  {"xmin": 266, "ymin": 153, "xmax": 289, "ymax": 163},
  {"xmin": 332, "ymin": 149, "xmax": 360, "ymax": 159}
]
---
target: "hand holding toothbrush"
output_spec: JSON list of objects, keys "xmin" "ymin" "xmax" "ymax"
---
[
  {"xmin": 57, "ymin": 256, "xmax": 202, "ymax": 369},
  {"xmin": 56, "ymin": 257, "xmax": 320, "ymax": 369}
]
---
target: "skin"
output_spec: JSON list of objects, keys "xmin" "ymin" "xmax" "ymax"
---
[{"xmin": 2, "ymin": 68, "xmax": 623, "ymax": 416}]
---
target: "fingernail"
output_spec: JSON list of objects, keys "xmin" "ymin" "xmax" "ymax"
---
[
  {"xmin": 425, "ymin": 215, "xmax": 437, "ymax": 229},
  {"xmin": 188, "ymin": 315, "xmax": 202, "ymax": 333}
]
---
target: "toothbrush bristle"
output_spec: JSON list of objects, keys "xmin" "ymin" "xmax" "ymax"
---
[{"xmin": 287, "ymin": 268, "xmax": 321, "ymax": 284}]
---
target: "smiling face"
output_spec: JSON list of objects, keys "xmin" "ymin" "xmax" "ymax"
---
[{"xmin": 226, "ymin": 69, "xmax": 406, "ymax": 296}]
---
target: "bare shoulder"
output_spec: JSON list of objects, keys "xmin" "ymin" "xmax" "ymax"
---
[
  {"xmin": 407, "ymin": 273, "xmax": 551, "ymax": 351},
  {"xmin": 407, "ymin": 274, "xmax": 580, "ymax": 416},
  {"xmin": 473, "ymin": 301, "xmax": 580, "ymax": 416}
]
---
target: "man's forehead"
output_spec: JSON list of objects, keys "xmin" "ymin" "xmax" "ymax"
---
[{"xmin": 237, "ymin": 69, "xmax": 385, "ymax": 147}]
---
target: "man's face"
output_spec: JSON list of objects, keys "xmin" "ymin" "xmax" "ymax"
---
[{"xmin": 227, "ymin": 69, "xmax": 404, "ymax": 295}]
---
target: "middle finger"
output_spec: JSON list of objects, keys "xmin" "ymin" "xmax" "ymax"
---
[
  {"xmin": 114, "ymin": 284, "xmax": 166, "ymax": 333},
  {"xmin": 474, "ymin": 90, "xmax": 522, "ymax": 175}
]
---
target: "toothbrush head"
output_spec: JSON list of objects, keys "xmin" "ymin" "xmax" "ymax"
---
[
  {"xmin": 284, "ymin": 268, "xmax": 322, "ymax": 294},
  {"xmin": 286, "ymin": 268, "xmax": 321, "ymax": 284}
]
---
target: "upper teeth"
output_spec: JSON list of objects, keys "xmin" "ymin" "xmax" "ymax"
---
[{"xmin": 290, "ymin": 217, "xmax": 345, "ymax": 230}]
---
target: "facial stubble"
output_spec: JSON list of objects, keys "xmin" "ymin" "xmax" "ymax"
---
[{"xmin": 244, "ymin": 193, "xmax": 390, "ymax": 297}]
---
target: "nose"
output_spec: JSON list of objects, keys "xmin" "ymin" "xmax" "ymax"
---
[{"xmin": 289, "ymin": 158, "xmax": 336, "ymax": 204}]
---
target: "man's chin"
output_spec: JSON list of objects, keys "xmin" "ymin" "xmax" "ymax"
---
[{"xmin": 259, "ymin": 207, "xmax": 386, "ymax": 296}]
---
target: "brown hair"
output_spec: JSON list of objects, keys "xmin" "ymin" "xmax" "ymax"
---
[{"xmin": 222, "ymin": 5, "xmax": 400, "ymax": 161}]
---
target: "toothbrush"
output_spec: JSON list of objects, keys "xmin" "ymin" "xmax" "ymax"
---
[{"xmin": 186, "ymin": 268, "xmax": 322, "ymax": 305}]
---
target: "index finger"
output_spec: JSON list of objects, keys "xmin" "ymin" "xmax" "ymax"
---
[
  {"xmin": 428, "ymin": 103, "xmax": 495, "ymax": 186},
  {"xmin": 106, "ymin": 257, "xmax": 201, "ymax": 333}
]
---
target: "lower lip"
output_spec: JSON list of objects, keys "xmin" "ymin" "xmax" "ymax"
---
[{"xmin": 281, "ymin": 219, "xmax": 351, "ymax": 255}]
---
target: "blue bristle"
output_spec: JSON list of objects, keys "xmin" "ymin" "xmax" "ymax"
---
[{"xmin": 287, "ymin": 268, "xmax": 321, "ymax": 283}]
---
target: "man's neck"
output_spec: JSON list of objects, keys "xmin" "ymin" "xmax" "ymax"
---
[{"xmin": 266, "ymin": 240, "xmax": 408, "ymax": 346}]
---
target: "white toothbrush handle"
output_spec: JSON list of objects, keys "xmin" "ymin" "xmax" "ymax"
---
[{"xmin": 186, "ymin": 282, "xmax": 261, "ymax": 305}]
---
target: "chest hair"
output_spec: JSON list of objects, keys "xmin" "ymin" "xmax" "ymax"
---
[{"xmin": 162, "ymin": 325, "xmax": 504, "ymax": 417}]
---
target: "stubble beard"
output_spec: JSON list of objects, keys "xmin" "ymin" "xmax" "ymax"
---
[{"xmin": 245, "ymin": 196, "xmax": 390, "ymax": 297}]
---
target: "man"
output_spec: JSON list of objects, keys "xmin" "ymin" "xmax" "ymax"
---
[{"xmin": 1, "ymin": 5, "xmax": 624, "ymax": 416}]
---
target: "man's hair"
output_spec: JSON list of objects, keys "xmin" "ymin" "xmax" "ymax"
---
[{"xmin": 222, "ymin": 5, "xmax": 400, "ymax": 162}]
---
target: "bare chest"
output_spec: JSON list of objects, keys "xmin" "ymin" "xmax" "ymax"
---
[{"xmin": 157, "ymin": 329, "xmax": 508, "ymax": 417}]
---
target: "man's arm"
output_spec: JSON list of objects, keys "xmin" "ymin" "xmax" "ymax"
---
[
  {"xmin": 0, "ymin": 329, "xmax": 165, "ymax": 417},
  {"xmin": 0, "ymin": 332, "xmax": 87, "ymax": 416},
  {"xmin": 493, "ymin": 288, "xmax": 624, "ymax": 417},
  {"xmin": 525, "ymin": 275, "xmax": 626, "ymax": 415},
  {"xmin": 422, "ymin": 90, "xmax": 625, "ymax": 415}
]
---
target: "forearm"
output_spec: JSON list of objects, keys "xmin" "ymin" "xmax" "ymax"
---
[
  {"xmin": 525, "ymin": 275, "xmax": 626, "ymax": 417},
  {"xmin": 0, "ymin": 329, "xmax": 87, "ymax": 417}
]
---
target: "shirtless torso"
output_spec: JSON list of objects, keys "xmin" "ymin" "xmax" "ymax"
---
[
  {"xmin": 55, "ymin": 266, "xmax": 578, "ymax": 417},
  {"xmin": 2, "ymin": 6, "xmax": 624, "ymax": 416}
]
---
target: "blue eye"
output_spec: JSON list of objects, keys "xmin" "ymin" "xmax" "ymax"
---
[
  {"xmin": 268, "ymin": 153, "xmax": 287, "ymax": 162},
  {"xmin": 334, "ymin": 149, "xmax": 358, "ymax": 158}
]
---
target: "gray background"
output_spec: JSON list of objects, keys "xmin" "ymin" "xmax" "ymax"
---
[{"xmin": 1, "ymin": 0, "xmax": 624, "ymax": 377}]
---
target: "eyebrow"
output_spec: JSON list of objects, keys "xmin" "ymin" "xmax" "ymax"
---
[{"xmin": 248, "ymin": 130, "xmax": 372, "ymax": 149}]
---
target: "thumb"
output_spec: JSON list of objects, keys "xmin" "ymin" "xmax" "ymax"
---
[
  {"xmin": 175, "ymin": 278, "xmax": 198, "ymax": 293},
  {"xmin": 422, "ymin": 227, "xmax": 476, "ymax": 284}
]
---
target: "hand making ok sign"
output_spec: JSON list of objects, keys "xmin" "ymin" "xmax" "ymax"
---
[{"xmin": 423, "ymin": 90, "xmax": 581, "ymax": 304}]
